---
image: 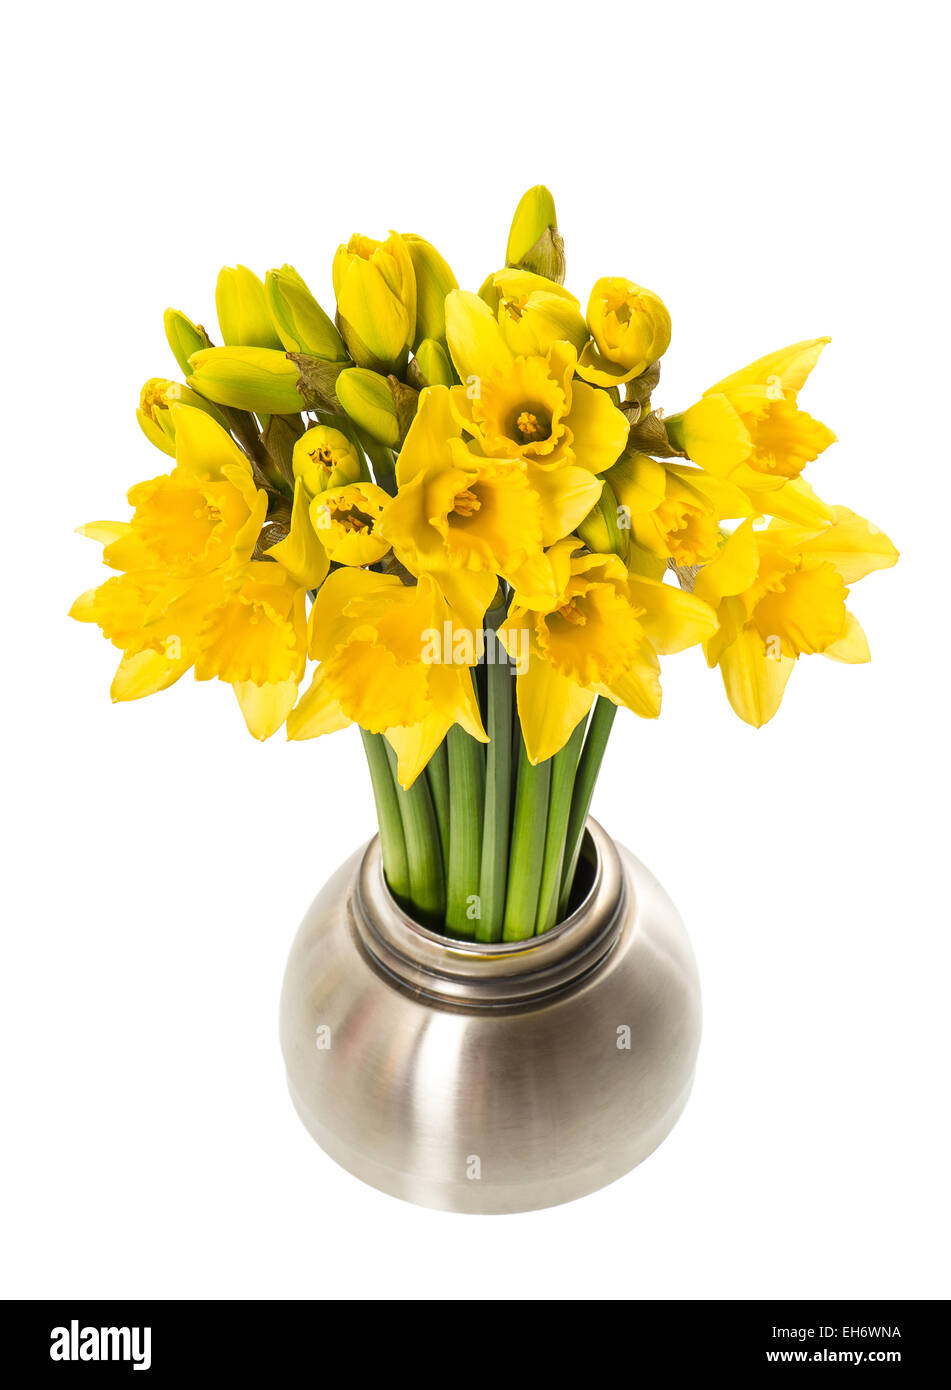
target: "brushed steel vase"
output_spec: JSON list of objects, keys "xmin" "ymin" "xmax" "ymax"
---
[{"xmin": 279, "ymin": 818, "xmax": 701, "ymax": 1214}]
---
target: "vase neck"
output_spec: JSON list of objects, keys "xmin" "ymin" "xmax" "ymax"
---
[{"xmin": 352, "ymin": 818, "xmax": 626, "ymax": 1007}]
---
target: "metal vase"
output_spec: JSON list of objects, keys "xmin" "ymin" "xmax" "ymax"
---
[{"xmin": 279, "ymin": 818, "xmax": 701, "ymax": 1214}]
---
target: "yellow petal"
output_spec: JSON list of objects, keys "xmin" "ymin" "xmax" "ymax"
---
[
  {"xmin": 822, "ymin": 611, "xmax": 871, "ymax": 664},
  {"xmin": 444, "ymin": 290, "xmax": 513, "ymax": 383},
  {"xmin": 694, "ymin": 520, "xmax": 758, "ymax": 604},
  {"xmin": 679, "ymin": 394, "xmax": 752, "ymax": 475},
  {"xmin": 77, "ymin": 520, "xmax": 132, "ymax": 546},
  {"xmin": 110, "ymin": 649, "xmax": 191, "ymax": 702},
  {"xmin": 710, "ymin": 337, "xmax": 830, "ymax": 396},
  {"xmin": 169, "ymin": 403, "xmax": 252, "ymax": 482},
  {"xmin": 234, "ymin": 677, "xmax": 300, "ymax": 740},
  {"xmin": 266, "ymin": 478, "xmax": 329, "ymax": 589},
  {"xmin": 69, "ymin": 588, "xmax": 99, "ymax": 622},
  {"xmin": 396, "ymin": 385, "xmax": 459, "ymax": 485},
  {"xmin": 596, "ymin": 643, "xmax": 662, "ymax": 719},
  {"xmin": 793, "ymin": 507, "xmax": 899, "ymax": 583},
  {"xmin": 286, "ymin": 666, "xmax": 352, "ymax": 739},
  {"xmin": 625, "ymin": 574, "xmax": 719, "ymax": 654},
  {"xmin": 745, "ymin": 476, "xmax": 835, "ymax": 526},
  {"xmin": 563, "ymin": 380, "xmax": 630, "ymax": 474},
  {"xmin": 718, "ymin": 626, "xmax": 794, "ymax": 726},
  {"xmin": 526, "ymin": 461, "xmax": 603, "ymax": 547},
  {"xmin": 512, "ymin": 641, "xmax": 594, "ymax": 764}
]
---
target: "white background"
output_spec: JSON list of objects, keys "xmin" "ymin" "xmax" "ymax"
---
[{"xmin": 3, "ymin": 0, "xmax": 948, "ymax": 1300}]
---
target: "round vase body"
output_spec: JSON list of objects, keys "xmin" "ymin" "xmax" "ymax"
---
[{"xmin": 279, "ymin": 819, "xmax": 701, "ymax": 1214}]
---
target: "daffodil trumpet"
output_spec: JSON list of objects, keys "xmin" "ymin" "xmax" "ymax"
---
[{"xmin": 72, "ymin": 188, "xmax": 897, "ymax": 942}]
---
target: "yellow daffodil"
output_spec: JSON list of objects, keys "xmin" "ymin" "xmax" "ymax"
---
[
  {"xmin": 332, "ymin": 231, "xmax": 416, "ymax": 372},
  {"xmin": 291, "ymin": 425, "xmax": 363, "ymax": 496},
  {"xmin": 403, "ymin": 235, "xmax": 457, "ymax": 346},
  {"xmin": 92, "ymin": 406, "xmax": 267, "ymax": 578},
  {"xmin": 607, "ymin": 451, "xmax": 754, "ymax": 578},
  {"xmin": 479, "ymin": 268, "xmax": 588, "ymax": 358},
  {"xmin": 309, "ymin": 480, "xmax": 392, "ymax": 565},
  {"xmin": 136, "ymin": 378, "xmax": 229, "ymax": 457},
  {"xmin": 445, "ymin": 291, "xmax": 629, "ymax": 474},
  {"xmin": 666, "ymin": 339, "xmax": 836, "ymax": 492},
  {"xmin": 576, "ymin": 277, "xmax": 671, "ymax": 387},
  {"xmin": 381, "ymin": 386, "xmax": 601, "ymax": 627},
  {"xmin": 694, "ymin": 510, "xmax": 898, "ymax": 726},
  {"xmin": 287, "ymin": 568, "xmax": 487, "ymax": 786},
  {"xmin": 216, "ymin": 265, "xmax": 283, "ymax": 350},
  {"xmin": 166, "ymin": 560, "xmax": 309, "ymax": 738},
  {"xmin": 69, "ymin": 561, "xmax": 195, "ymax": 702},
  {"xmin": 498, "ymin": 539, "xmax": 718, "ymax": 763}
]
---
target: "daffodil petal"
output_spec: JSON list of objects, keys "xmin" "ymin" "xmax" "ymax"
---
[
  {"xmin": 822, "ymin": 611, "xmax": 871, "ymax": 664},
  {"xmin": 110, "ymin": 649, "xmax": 191, "ymax": 702},
  {"xmin": 718, "ymin": 626, "xmax": 794, "ymax": 726},
  {"xmin": 234, "ymin": 677, "xmax": 300, "ymax": 740},
  {"xmin": 514, "ymin": 644, "xmax": 593, "ymax": 764},
  {"xmin": 286, "ymin": 665, "xmax": 352, "ymax": 740}
]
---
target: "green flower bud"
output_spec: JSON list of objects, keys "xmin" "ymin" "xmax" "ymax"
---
[
  {"xmin": 335, "ymin": 368, "xmax": 400, "ymax": 449},
  {"xmin": 403, "ymin": 235, "xmax": 458, "ymax": 347},
  {"xmin": 411, "ymin": 339, "xmax": 455, "ymax": 388},
  {"xmin": 187, "ymin": 346, "xmax": 303, "ymax": 415},
  {"xmin": 164, "ymin": 309, "xmax": 212, "ymax": 377},
  {"xmin": 265, "ymin": 265, "xmax": 348, "ymax": 361},
  {"xmin": 215, "ymin": 265, "xmax": 283, "ymax": 349},
  {"xmin": 505, "ymin": 185, "xmax": 565, "ymax": 285},
  {"xmin": 576, "ymin": 481, "xmax": 629, "ymax": 559}
]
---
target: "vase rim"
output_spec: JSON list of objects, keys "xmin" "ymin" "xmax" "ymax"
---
[{"xmin": 352, "ymin": 817, "xmax": 627, "ymax": 1006}]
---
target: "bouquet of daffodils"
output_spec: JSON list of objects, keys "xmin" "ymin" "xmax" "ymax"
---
[{"xmin": 73, "ymin": 187, "xmax": 897, "ymax": 940}]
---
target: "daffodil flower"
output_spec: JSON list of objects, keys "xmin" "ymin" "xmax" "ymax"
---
[
  {"xmin": 575, "ymin": 277, "xmax": 671, "ymax": 387},
  {"xmin": 479, "ymin": 268, "xmax": 588, "ymax": 358},
  {"xmin": 666, "ymin": 339, "xmax": 836, "ymax": 493},
  {"xmin": 287, "ymin": 568, "xmax": 487, "ymax": 787},
  {"xmin": 381, "ymin": 387, "xmax": 602, "ymax": 627},
  {"xmin": 291, "ymin": 425, "xmax": 364, "ymax": 496},
  {"xmin": 608, "ymin": 451, "xmax": 754, "ymax": 578},
  {"xmin": 498, "ymin": 539, "xmax": 718, "ymax": 763},
  {"xmin": 309, "ymin": 481, "xmax": 392, "ymax": 566},
  {"xmin": 694, "ymin": 510, "xmax": 899, "ymax": 726},
  {"xmin": 445, "ymin": 290, "xmax": 629, "ymax": 475}
]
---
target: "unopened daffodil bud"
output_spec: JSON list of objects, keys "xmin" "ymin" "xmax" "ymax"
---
[
  {"xmin": 215, "ymin": 265, "xmax": 283, "ymax": 349},
  {"xmin": 309, "ymin": 481, "xmax": 392, "ymax": 565},
  {"xmin": 576, "ymin": 481, "xmax": 629, "ymax": 559},
  {"xmin": 188, "ymin": 346, "xmax": 303, "ymax": 415},
  {"xmin": 265, "ymin": 265, "xmax": 348, "ymax": 361},
  {"xmin": 403, "ymin": 234, "xmax": 457, "ymax": 346},
  {"xmin": 335, "ymin": 367, "xmax": 401, "ymax": 448},
  {"xmin": 292, "ymin": 425, "xmax": 364, "ymax": 495},
  {"xmin": 410, "ymin": 339, "xmax": 455, "ymax": 388},
  {"xmin": 164, "ymin": 309, "xmax": 212, "ymax": 377},
  {"xmin": 332, "ymin": 232, "xmax": 416, "ymax": 372},
  {"xmin": 577, "ymin": 277, "xmax": 671, "ymax": 387},
  {"xmin": 505, "ymin": 185, "xmax": 565, "ymax": 285},
  {"xmin": 136, "ymin": 378, "xmax": 229, "ymax": 455},
  {"xmin": 480, "ymin": 268, "xmax": 588, "ymax": 357}
]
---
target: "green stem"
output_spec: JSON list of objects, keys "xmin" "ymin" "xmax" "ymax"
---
[
  {"xmin": 382, "ymin": 742, "xmax": 445, "ymax": 928},
  {"xmin": 502, "ymin": 728, "xmax": 551, "ymax": 942},
  {"xmin": 445, "ymin": 724, "xmax": 485, "ymax": 938},
  {"xmin": 476, "ymin": 635, "xmax": 513, "ymax": 942},
  {"xmin": 359, "ymin": 729, "xmax": 410, "ymax": 906},
  {"xmin": 427, "ymin": 740, "xmax": 451, "ymax": 875},
  {"xmin": 535, "ymin": 717, "xmax": 587, "ymax": 935},
  {"xmin": 558, "ymin": 698, "xmax": 617, "ymax": 919}
]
